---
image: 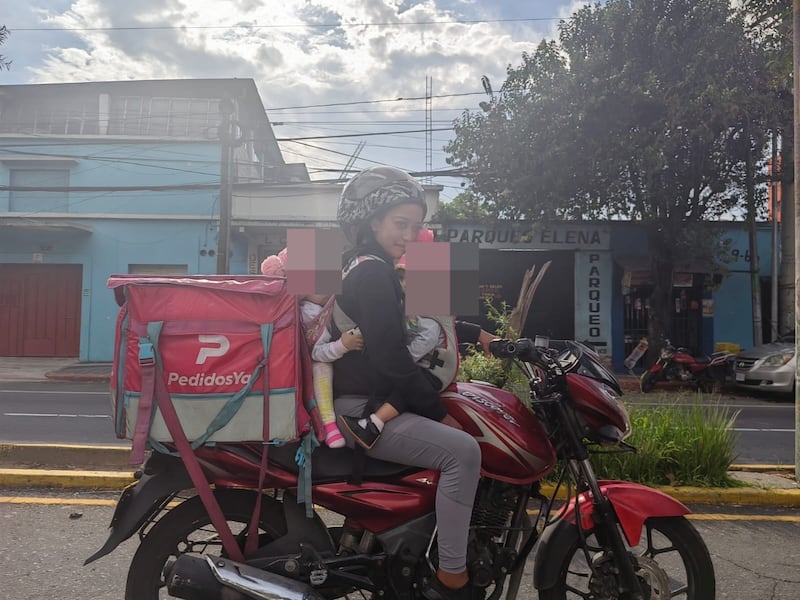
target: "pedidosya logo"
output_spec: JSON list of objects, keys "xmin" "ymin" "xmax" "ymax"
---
[{"xmin": 166, "ymin": 334, "xmax": 251, "ymax": 387}]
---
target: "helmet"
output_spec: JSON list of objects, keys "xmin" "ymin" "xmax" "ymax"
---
[{"xmin": 337, "ymin": 166, "xmax": 427, "ymax": 243}]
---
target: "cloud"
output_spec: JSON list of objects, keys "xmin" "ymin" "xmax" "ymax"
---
[{"xmin": 6, "ymin": 0, "xmax": 580, "ymax": 184}]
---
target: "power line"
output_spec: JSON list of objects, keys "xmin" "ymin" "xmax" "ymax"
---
[
  {"xmin": 10, "ymin": 17, "xmax": 558, "ymax": 33},
  {"xmin": 277, "ymin": 127, "xmax": 452, "ymax": 141},
  {"xmin": 266, "ymin": 92, "xmax": 484, "ymax": 111}
]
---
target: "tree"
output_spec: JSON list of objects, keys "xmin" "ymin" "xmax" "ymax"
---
[
  {"xmin": 0, "ymin": 26, "xmax": 11, "ymax": 71},
  {"xmin": 446, "ymin": 0, "xmax": 773, "ymax": 355},
  {"xmin": 431, "ymin": 189, "xmax": 495, "ymax": 223}
]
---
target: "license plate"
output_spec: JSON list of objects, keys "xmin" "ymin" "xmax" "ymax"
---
[{"xmin": 735, "ymin": 372, "xmax": 745, "ymax": 382}]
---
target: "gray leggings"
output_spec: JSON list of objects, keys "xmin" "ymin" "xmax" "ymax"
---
[{"xmin": 334, "ymin": 395, "xmax": 481, "ymax": 573}]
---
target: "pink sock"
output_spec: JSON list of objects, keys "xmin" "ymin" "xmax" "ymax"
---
[{"xmin": 324, "ymin": 422, "xmax": 345, "ymax": 448}]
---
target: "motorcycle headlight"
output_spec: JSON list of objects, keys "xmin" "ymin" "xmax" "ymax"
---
[
  {"xmin": 762, "ymin": 351, "xmax": 794, "ymax": 367},
  {"xmin": 660, "ymin": 348, "xmax": 674, "ymax": 359}
]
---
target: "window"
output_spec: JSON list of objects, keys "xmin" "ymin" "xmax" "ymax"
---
[
  {"xmin": 0, "ymin": 98, "xmax": 98, "ymax": 135},
  {"xmin": 109, "ymin": 96, "xmax": 221, "ymax": 137},
  {"xmin": 9, "ymin": 169, "xmax": 70, "ymax": 212}
]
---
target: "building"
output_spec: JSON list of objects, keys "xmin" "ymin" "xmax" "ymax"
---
[
  {"xmin": 0, "ymin": 78, "xmax": 309, "ymax": 360},
  {"xmin": 438, "ymin": 220, "xmax": 778, "ymax": 372}
]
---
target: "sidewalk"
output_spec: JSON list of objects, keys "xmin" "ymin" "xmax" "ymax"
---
[{"xmin": 0, "ymin": 357, "xmax": 111, "ymax": 383}]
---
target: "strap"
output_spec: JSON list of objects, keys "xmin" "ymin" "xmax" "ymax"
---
[
  {"xmin": 129, "ymin": 321, "xmax": 163, "ymax": 465},
  {"xmin": 244, "ymin": 442, "xmax": 269, "ymax": 556},
  {"xmin": 151, "ymin": 357, "xmax": 245, "ymax": 562},
  {"xmin": 260, "ymin": 323, "xmax": 273, "ymax": 441},
  {"xmin": 295, "ymin": 431, "xmax": 320, "ymax": 517},
  {"xmin": 303, "ymin": 295, "xmax": 336, "ymax": 349}
]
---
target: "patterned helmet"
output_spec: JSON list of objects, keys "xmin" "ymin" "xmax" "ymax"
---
[{"xmin": 337, "ymin": 166, "xmax": 427, "ymax": 243}]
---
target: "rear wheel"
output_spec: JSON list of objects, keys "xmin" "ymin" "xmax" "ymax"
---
[
  {"xmin": 124, "ymin": 489, "xmax": 286, "ymax": 600},
  {"xmin": 640, "ymin": 371, "xmax": 657, "ymax": 393},
  {"xmin": 538, "ymin": 516, "xmax": 715, "ymax": 600}
]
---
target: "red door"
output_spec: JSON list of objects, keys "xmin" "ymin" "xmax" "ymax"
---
[{"xmin": 0, "ymin": 264, "xmax": 82, "ymax": 357}]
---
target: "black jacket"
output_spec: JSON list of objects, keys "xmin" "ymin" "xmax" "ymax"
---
[{"xmin": 332, "ymin": 242, "xmax": 446, "ymax": 421}]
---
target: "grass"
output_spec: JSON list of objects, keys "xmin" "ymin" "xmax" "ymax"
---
[
  {"xmin": 589, "ymin": 398, "xmax": 741, "ymax": 488},
  {"xmin": 458, "ymin": 350, "xmax": 741, "ymax": 487}
]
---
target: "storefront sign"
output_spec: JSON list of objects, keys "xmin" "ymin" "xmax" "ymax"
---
[
  {"xmin": 442, "ymin": 223, "xmax": 610, "ymax": 250},
  {"xmin": 574, "ymin": 251, "xmax": 612, "ymax": 357}
]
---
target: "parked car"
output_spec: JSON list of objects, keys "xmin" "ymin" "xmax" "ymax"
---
[{"xmin": 734, "ymin": 331, "xmax": 796, "ymax": 395}]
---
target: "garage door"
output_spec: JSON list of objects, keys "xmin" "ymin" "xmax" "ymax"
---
[{"xmin": 0, "ymin": 264, "xmax": 82, "ymax": 357}]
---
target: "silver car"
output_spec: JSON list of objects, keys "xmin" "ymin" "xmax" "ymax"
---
[{"xmin": 734, "ymin": 331, "xmax": 796, "ymax": 395}]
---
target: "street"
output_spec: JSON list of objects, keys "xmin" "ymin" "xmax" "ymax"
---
[
  {"xmin": 0, "ymin": 380, "xmax": 795, "ymax": 464},
  {"xmin": 0, "ymin": 493, "xmax": 798, "ymax": 599}
]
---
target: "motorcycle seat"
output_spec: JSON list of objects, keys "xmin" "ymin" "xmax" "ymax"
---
[
  {"xmin": 268, "ymin": 441, "xmax": 420, "ymax": 483},
  {"xmin": 694, "ymin": 355, "xmax": 711, "ymax": 364}
]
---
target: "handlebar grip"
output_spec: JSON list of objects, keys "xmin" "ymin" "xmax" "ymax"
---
[{"xmin": 489, "ymin": 339, "xmax": 517, "ymax": 358}]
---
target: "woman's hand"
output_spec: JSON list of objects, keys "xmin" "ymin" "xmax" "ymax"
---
[
  {"xmin": 342, "ymin": 328, "xmax": 365, "ymax": 352},
  {"xmin": 477, "ymin": 329, "xmax": 496, "ymax": 358}
]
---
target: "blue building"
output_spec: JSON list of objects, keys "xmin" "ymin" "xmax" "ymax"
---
[
  {"xmin": 0, "ymin": 78, "xmax": 309, "ymax": 361},
  {"xmin": 439, "ymin": 220, "xmax": 780, "ymax": 372}
]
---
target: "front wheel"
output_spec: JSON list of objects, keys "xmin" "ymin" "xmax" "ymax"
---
[
  {"xmin": 538, "ymin": 516, "xmax": 715, "ymax": 600},
  {"xmin": 125, "ymin": 489, "xmax": 287, "ymax": 600},
  {"xmin": 640, "ymin": 370, "xmax": 658, "ymax": 393}
]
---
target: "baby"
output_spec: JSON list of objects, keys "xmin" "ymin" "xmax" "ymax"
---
[{"xmin": 261, "ymin": 249, "xmax": 363, "ymax": 448}]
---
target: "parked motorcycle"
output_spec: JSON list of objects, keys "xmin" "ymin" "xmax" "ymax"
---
[
  {"xmin": 640, "ymin": 340, "xmax": 733, "ymax": 393},
  {"xmin": 87, "ymin": 337, "xmax": 715, "ymax": 600}
]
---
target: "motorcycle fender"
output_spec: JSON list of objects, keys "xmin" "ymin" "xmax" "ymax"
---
[
  {"xmin": 649, "ymin": 362, "xmax": 664, "ymax": 374},
  {"xmin": 84, "ymin": 452, "xmax": 193, "ymax": 564},
  {"xmin": 532, "ymin": 481, "xmax": 689, "ymax": 591}
]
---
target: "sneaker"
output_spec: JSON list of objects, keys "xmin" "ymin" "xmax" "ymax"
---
[
  {"xmin": 421, "ymin": 576, "xmax": 474, "ymax": 600},
  {"xmin": 339, "ymin": 415, "xmax": 382, "ymax": 450}
]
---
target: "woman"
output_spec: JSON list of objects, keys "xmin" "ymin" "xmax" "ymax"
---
[{"xmin": 333, "ymin": 166, "xmax": 481, "ymax": 600}]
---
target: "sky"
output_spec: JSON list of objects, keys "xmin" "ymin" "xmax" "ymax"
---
[{"xmin": 2, "ymin": 1, "xmax": 591, "ymax": 201}]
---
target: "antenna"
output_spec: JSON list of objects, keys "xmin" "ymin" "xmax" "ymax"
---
[{"xmin": 425, "ymin": 76, "xmax": 432, "ymax": 184}]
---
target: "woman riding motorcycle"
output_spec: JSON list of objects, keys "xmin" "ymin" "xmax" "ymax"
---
[{"xmin": 332, "ymin": 166, "xmax": 481, "ymax": 600}]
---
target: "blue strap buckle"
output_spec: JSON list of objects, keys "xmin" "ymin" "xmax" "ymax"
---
[{"xmin": 138, "ymin": 339, "xmax": 155, "ymax": 365}]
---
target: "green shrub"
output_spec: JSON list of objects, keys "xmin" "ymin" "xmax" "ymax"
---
[
  {"xmin": 458, "ymin": 350, "xmax": 507, "ymax": 388},
  {"xmin": 589, "ymin": 397, "xmax": 740, "ymax": 487}
]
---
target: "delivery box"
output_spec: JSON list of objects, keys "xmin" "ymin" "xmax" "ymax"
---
[{"xmin": 107, "ymin": 275, "xmax": 317, "ymax": 462}]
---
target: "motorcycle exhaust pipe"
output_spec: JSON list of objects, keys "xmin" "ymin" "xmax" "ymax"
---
[{"xmin": 166, "ymin": 554, "xmax": 325, "ymax": 600}]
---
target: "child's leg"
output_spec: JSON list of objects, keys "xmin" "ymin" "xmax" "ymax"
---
[
  {"xmin": 312, "ymin": 361, "xmax": 345, "ymax": 448},
  {"xmin": 371, "ymin": 403, "xmax": 400, "ymax": 429},
  {"xmin": 339, "ymin": 402, "xmax": 400, "ymax": 450}
]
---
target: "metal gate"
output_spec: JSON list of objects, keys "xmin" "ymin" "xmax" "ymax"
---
[{"xmin": 0, "ymin": 264, "xmax": 82, "ymax": 357}]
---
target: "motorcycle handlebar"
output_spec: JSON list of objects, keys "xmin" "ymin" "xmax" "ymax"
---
[{"xmin": 489, "ymin": 338, "xmax": 539, "ymax": 361}]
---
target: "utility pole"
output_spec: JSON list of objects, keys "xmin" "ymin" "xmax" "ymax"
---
[
  {"xmin": 216, "ymin": 96, "xmax": 235, "ymax": 275},
  {"xmin": 771, "ymin": 131, "xmax": 779, "ymax": 341},
  {"xmin": 793, "ymin": 0, "xmax": 799, "ymax": 481},
  {"xmin": 746, "ymin": 119, "xmax": 763, "ymax": 347}
]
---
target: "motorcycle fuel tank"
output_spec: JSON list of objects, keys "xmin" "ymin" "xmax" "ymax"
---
[{"xmin": 442, "ymin": 382, "xmax": 557, "ymax": 484}]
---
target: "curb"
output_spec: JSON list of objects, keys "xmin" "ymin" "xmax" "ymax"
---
[
  {"xmin": 0, "ymin": 469, "xmax": 798, "ymax": 506},
  {"xmin": 44, "ymin": 370, "xmax": 111, "ymax": 383},
  {"xmin": 1, "ymin": 444, "xmax": 797, "ymax": 505},
  {"xmin": 0, "ymin": 443, "xmax": 131, "ymax": 470},
  {"xmin": 0, "ymin": 468, "xmax": 135, "ymax": 489}
]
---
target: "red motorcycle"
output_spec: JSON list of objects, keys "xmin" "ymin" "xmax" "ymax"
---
[
  {"xmin": 640, "ymin": 340, "xmax": 733, "ymax": 393},
  {"xmin": 87, "ymin": 338, "xmax": 715, "ymax": 600}
]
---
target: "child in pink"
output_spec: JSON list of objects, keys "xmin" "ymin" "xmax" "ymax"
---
[{"xmin": 260, "ymin": 249, "xmax": 363, "ymax": 448}]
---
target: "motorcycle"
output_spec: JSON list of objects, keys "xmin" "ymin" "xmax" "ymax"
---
[
  {"xmin": 639, "ymin": 339, "xmax": 733, "ymax": 393},
  {"xmin": 87, "ymin": 337, "xmax": 715, "ymax": 600}
]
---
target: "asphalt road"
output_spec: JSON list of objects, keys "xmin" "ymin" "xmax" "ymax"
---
[
  {"xmin": 0, "ymin": 381, "xmax": 796, "ymax": 464},
  {"xmin": 0, "ymin": 492, "xmax": 798, "ymax": 600}
]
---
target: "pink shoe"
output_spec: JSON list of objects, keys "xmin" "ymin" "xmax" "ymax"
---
[{"xmin": 324, "ymin": 422, "xmax": 346, "ymax": 448}]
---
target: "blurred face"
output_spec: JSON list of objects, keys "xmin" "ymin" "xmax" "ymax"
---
[{"xmin": 370, "ymin": 203, "xmax": 424, "ymax": 260}]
